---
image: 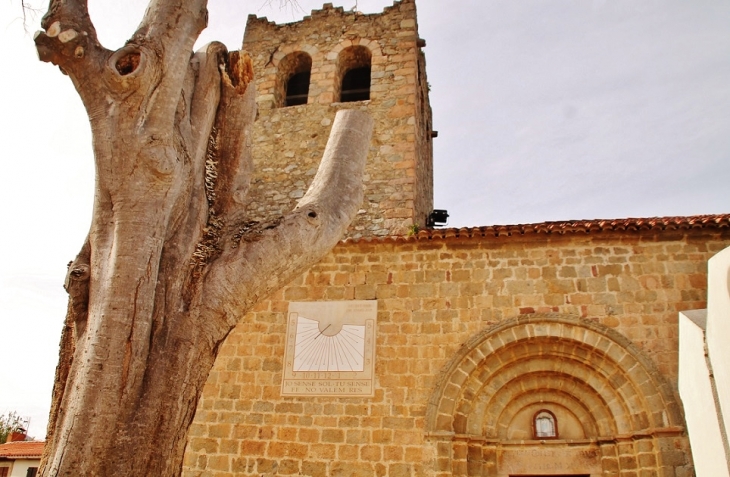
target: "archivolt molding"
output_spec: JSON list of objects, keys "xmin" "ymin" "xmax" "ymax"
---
[
  {"xmin": 459, "ymin": 343, "xmax": 636, "ymax": 435},
  {"xmin": 489, "ymin": 374, "xmax": 603, "ymax": 438},
  {"xmin": 271, "ymin": 43, "xmax": 320, "ymax": 67},
  {"xmin": 424, "ymin": 313, "xmax": 683, "ymax": 439},
  {"xmin": 326, "ymin": 38, "xmax": 383, "ymax": 63}
]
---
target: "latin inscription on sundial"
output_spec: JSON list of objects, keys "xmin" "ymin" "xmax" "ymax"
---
[{"xmin": 282, "ymin": 301, "xmax": 377, "ymax": 397}]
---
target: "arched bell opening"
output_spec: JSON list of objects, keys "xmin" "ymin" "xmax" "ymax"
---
[
  {"xmin": 275, "ymin": 51, "xmax": 312, "ymax": 108},
  {"xmin": 335, "ymin": 46, "xmax": 371, "ymax": 103}
]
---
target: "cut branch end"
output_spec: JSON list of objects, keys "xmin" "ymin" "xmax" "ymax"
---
[{"xmin": 222, "ymin": 51, "xmax": 254, "ymax": 95}]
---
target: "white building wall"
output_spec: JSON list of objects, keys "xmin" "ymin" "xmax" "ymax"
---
[
  {"xmin": 707, "ymin": 246, "xmax": 730, "ymax": 439},
  {"xmin": 8, "ymin": 459, "xmax": 39, "ymax": 477},
  {"xmin": 679, "ymin": 310, "xmax": 729, "ymax": 477},
  {"xmin": 679, "ymin": 245, "xmax": 730, "ymax": 477}
]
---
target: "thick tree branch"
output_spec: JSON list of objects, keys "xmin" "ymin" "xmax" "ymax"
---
[
  {"xmin": 135, "ymin": 0, "xmax": 208, "ymax": 44},
  {"xmin": 210, "ymin": 51, "xmax": 256, "ymax": 224},
  {"xmin": 186, "ymin": 48, "xmax": 255, "ymax": 293},
  {"xmin": 189, "ymin": 42, "xmax": 225, "ymax": 168},
  {"xmin": 202, "ymin": 109, "xmax": 373, "ymax": 327},
  {"xmin": 149, "ymin": 44, "xmax": 225, "ymax": 268},
  {"xmin": 130, "ymin": 0, "xmax": 209, "ymax": 130}
]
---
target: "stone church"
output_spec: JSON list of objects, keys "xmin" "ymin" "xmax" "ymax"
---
[{"xmin": 182, "ymin": 1, "xmax": 730, "ymax": 475}]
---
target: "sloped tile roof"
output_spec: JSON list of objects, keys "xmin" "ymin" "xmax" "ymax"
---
[
  {"xmin": 0, "ymin": 441, "xmax": 44, "ymax": 459},
  {"xmin": 343, "ymin": 214, "xmax": 730, "ymax": 243}
]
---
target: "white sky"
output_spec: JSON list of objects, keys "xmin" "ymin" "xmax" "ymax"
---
[{"xmin": 1, "ymin": 0, "xmax": 728, "ymax": 438}]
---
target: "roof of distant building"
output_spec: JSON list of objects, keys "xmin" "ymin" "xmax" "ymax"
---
[
  {"xmin": 0, "ymin": 441, "xmax": 44, "ymax": 459},
  {"xmin": 343, "ymin": 214, "xmax": 730, "ymax": 243}
]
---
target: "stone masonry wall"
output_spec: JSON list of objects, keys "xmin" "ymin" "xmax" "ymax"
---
[
  {"xmin": 183, "ymin": 228, "xmax": 730, "ymax": 476},
  {"xmin": 413, "ymin": 50, "xmax": 433, "ymax": 227},
  {"xmin": 240, "ymin": 0, "xmax": 434, "ymax": 238}
]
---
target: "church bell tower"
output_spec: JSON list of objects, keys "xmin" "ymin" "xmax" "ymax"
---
[{"xmin": 241, "ymin": 0, "xmax": 434, "ymax": 238}]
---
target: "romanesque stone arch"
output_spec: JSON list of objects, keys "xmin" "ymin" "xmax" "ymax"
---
[
  {"xmin": 259, "ymin": 43, "xmax": 319, "ymax": 108},
  {"xmin": 274, "ymin": 51, "xmax": 313, "ymax": 107},
  {"xmin": 326, "ymin": 38, "xmax": 383, "ymax": 64},
  {"xmin": 326, "ymin": 39, "xmax": 383, "ymax": 103},
  {"xmin": 424, "ymin": 314, "xmax": 689, "ymax": 476}
]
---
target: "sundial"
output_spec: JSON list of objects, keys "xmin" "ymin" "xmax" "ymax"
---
[{"xmin": 282, "ymin": 300, "xmax": 377, "ymax": 397}]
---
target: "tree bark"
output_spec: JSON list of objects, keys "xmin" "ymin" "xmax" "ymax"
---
[{"xmin": 34, "ymin": 0, "xmax": 373, "ymax": 474}]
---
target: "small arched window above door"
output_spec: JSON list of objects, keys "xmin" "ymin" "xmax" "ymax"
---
[{"xmin": 533, "ymin": 410, "xmax": 558, "ymax": 439}]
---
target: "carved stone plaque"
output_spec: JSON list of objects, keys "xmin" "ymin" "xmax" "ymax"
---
[
  {"xmin": 282, "ymin": 300, "xmax": 377, "ymax": 397},
  {"xmin": 499, "ymin": 445, "xmax": 601, "ymax": 476}
]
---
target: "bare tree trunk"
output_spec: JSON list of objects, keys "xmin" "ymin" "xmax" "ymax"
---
[{"xmin": 34, "ymin": 1, "xmax": 373, "ymax": 474}]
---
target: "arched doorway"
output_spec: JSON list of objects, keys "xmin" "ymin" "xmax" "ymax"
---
[{"xmin": 424, "ymin": 314, "xmax": 691, "ymax": 476}]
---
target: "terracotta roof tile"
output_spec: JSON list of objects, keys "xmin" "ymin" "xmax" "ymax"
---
[
  {"xmin": 342, "ymin": 214, "xmax": 730, "ymax": 243},
  {"xmin": 0, "ymin": 441, "xmax": 44, "ymax": 459}
]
